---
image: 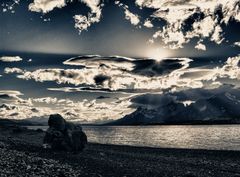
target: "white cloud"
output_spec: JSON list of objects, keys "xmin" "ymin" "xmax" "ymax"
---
[
  {"xmin": 219, "ymin": 55, "xmax": 240, "ymax": 80},
  {"xmin": 135, "ymin": 0, "xmax": 239, "ymax": 49},
  {"xmin": 180, "ymin": 55, "xmax": 240, "ymax": 87},
  {"xmin": 143, "ymin": 19, "xmax": 153, "ymax": 28},
  {"xmin": 3, "ymin": 0, "xmax": 240, "ymax": 49},
  {"xmin": 29, "ymin": 0, "xmax": 66, "ymax": 14},
  {"xmin": 74, "ymin": 0, "xmax": 102, "ymax": 33},
  {"xmin": 211, "ymin": 25, "xmax": 224, "ymax": 44},
  {"xmin": 195, "ymin": 41, "xmax": 206, "ymax": 51},
  {"xmin": 32, "ymin": 97, "xmax": 58, "ymax": 104},
  {"xmin": 187, "ymin": 16, "xmax": 216, "ymax": 38},
  {"xmin": 116, "ymin": 2, "xmax": 140, "ymax": 26},
  {"xmin": 156, "ymin": 28, "xmax": 188, "ymax": 49},
  {"xmin": 0, "ymin": 103, "xmax": 51, "ymax": 122},
  {"xmin": 4, "ymin": 67, "xmax": 24, "ymax": 74},
  {"xmin": 5, "ymin": 0, "xmax": 239, "ymax": 49},
  {"xmin": 0, "ymin": 90, "xmax": 32, "ymax": 106},
  {"xmin": 0, "ymin": 90, "xmax": 23, "ymax": 97},
  {"xmin": 28, "ymin": 0, "xmax": 103, "ymax": 33},
  {"xmin": 234, "ymin": 42, "xmax": 240, "ymax": 47},
  {"xmin": 124, "ymin": 8, "xmax": 140, "ymax": 26},
  {"xmin": 0, "ymin": 56, "xmax": 22, "ymax": 62}
]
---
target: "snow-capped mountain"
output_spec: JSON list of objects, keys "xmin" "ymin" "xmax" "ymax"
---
[{"xmin": 110, "ymin": 92, "xmax": 240, "ymax": 125}]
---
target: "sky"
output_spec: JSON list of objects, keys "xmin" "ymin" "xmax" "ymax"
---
[{"xmin": 0, "ymin": 0, "xmax": 240, "ymax": 123}]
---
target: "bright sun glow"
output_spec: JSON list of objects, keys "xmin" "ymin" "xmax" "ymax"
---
[{"xmin": 146, "ymin": 48, "xmax": 170, "ymax": 61}]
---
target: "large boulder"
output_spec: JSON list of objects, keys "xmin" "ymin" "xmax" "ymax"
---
[
  {"xmin": 48, "ymin": 114, "xmax": 66, "ymax": 131},
  {"xmin": 43, "ymin": 114, "xmax": 87, "ymax": 152}
]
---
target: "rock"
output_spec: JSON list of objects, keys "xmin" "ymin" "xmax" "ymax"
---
[
  {"xmin": 43, "ymin": 114, "xmax": 87, "ymax": 152},
  {"xmin": 36, "ymin": 128, "xmax": 43, "ymax": 133},
  {"xmin": 12, "ymin": 125, "xmax": 27, "ymax": 133},
  {"xmin": 71, "ymin": 130, "xmax": 87, "ymax": 152},
  {"xmin": 26, "ymin": 165, "xmax": 31, "ymax": 170},
  {"xmin": 0, "ymin": 141, "xmax": 6, "ymax": 149},
  {"xmin": 48, "ymin": 114, "xmax": 66, "ymax": 131},
  {"xmin": 184, "ymin": 171, "xmax": 196, "ymax": 177}
]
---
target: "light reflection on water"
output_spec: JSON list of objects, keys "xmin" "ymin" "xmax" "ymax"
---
[
  {"xmin": 28, "ymin": 125, "xmax": 240, "ymax": 150},
  {"xmin": 83, "ymin": 125, "xmax": 240, "ymax": 151}
]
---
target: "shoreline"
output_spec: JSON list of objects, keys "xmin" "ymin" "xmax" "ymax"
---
[{"xmin": 0, "ymin": 125, "xmax": 240, "ymax": 177}]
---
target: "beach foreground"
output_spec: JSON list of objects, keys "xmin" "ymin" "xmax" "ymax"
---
[{"xmin": 0, "ymin": 125, "xmax": 240, "ymax": 177}]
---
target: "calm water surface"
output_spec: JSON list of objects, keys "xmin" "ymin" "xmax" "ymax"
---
[{"xmin": 29, "ymin": 125, "xmax": 240, "ymax": 151}]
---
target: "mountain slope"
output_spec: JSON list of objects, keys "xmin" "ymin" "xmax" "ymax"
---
[{"xmin": 109, "ymin": 92, "xmax": 240, "ymax": 125}]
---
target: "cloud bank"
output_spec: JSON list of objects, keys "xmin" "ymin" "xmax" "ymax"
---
[
  {"xmin": 4, "ymin": 55, "xmax": 240, "ymax": 93},
  {"xmin": 4, "ymin": 0, "xmax": 239, "ymax": 49},
  {"xmin": 0, "ymin": 89, "xmax": 134, "ymax": 123}
]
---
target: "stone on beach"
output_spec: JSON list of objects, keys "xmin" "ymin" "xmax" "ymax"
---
[{"xmin": 43, "ymin": 114, "xmax": 87, "ymax": 152}]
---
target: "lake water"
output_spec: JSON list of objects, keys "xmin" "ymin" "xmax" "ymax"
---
[{"xmin": 28, "ymin": 125, "xmax": 240, "ymax": 151}]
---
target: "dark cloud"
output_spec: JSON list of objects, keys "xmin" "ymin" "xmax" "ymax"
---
[
  {"xmin": 133, "ymin": 58, "xmax": 186, "ymax": 76},
  {"xmin": 131, "ymin": 85, "xmax": 240, "ymax": 107},
  {"xmin": 131, "ymin": 94, "xmax": 175, "ymax": 107},
  {"xmin": 96, "ymin": 96, "xmax": 111, "ymax": 99},
  {"xmin": 0, "ymin": 94, "xmax": 13, "ymax": 100},
  {"xmin": 94, "ymin": 74, "xmax": 111, "ymax": 85}
]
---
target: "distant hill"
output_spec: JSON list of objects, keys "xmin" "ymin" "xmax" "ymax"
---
[
  {"xmin": 0, "ymin": 118, "xmax": 46, "ymax": 126},
  {"xmin": 108, "ymin": 92, "xmax": 240, "ymax": 125}
]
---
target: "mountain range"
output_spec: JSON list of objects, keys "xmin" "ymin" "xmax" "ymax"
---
[{"xmin": 109, "ymin": 92, "xmax": 240, "ymax": 125}]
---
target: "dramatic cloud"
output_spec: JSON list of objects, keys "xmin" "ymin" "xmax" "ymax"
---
[
  {"xmin": 136, "ymin": 0, "xmax": 240, "ymax": 49},
  {"xmin": 4, "ymin": 56, "xmax": 195, "ymax": 92},
  {"xmin": 3, "ymin": 0, "xmax": 239, "ymax": 49},
  {"xmin": 0, "ymin": 56, "xmax": 22, "ymax": 62},
  {"xmin": 4, "ymin": 55, "xmax": 240, "ymax": 93},
  {"xmin": 1, "ymin": 1, "xmax": 239, "ymax": 124}
]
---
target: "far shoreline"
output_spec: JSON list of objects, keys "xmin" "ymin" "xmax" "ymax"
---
[{"xmin": 1, "ymin": 117, "xmax": 240, "ymax": 127}]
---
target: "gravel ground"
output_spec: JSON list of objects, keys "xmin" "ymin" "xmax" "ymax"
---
[{"xmin": 0, "ymin": 125, "xmax": 240, "ymax": 177}]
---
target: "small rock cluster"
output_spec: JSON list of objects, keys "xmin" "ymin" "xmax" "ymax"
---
[{"xmin": 43, "ymin": 114, "xmax": 87, "ymax": 152}]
